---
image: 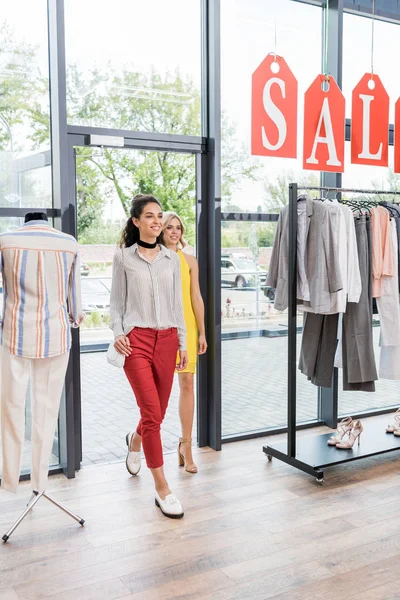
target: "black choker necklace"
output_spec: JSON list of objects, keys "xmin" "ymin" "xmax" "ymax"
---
[{"xmin": 137, "ymin": 239, "xmax": 158, "ymax": 249}]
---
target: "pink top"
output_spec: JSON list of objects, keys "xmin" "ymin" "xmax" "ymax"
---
[{"xmin": 371, "ymin": 206, "xmax": 393, "ymax": 298}]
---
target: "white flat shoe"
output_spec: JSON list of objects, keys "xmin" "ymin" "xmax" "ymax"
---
[
  {"xmin": 125, "ymin": 432, "xmax": 141, "ymax": 476},
  {"xmin": 155, "ymin": 491, "xmax": 184, "ymax": 519}
]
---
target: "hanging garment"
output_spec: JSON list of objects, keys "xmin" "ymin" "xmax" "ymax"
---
[
  {"xmin": 266, "ymin": 204, "xmax": 289, "ymax": 311},
  {"xmin": 376, "ymin": 216, "xmax": 400, "ymax": 347},
  {"xmin": 379, "ymin": 218, "xmax": 400, "ymax": 379},
  {"xmin": 324, "ymin": 202, "xmax": 361, "ymax": 313},
  {"xmin": 333, "ymin": 204, "xmax": 362, "ymax": 368},
  {"xmin": 266, "ymin": 197, "xmax": 313, "ymax": 311},
  {"xmin": 297, "ymin": 199, "xmax": 310, "ymax": 302},
  {"xmin": 371, "ymin": 206, "xmax": 393, "ymax": 298},
  {"xmin": 380, "ymin": 201, "xmax": 400, "ymax": 292},
  {"xmin": 299, "ymin": 312, "xmax": 339, "ymax": 388},
  {"xmin": 299, "ymin": 199, "xmax": 343, "ymax": 313},
  {"xmin": 299, "ymin": 202, "xmax": 360, "ymax": 387},
  {"xmin": 342, "ymin": 216, "xmax": 377, "ymax": 392}
]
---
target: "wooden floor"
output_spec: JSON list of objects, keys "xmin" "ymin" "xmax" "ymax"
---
[{"xmin": 2, "ymin": 419, "xmax": 400, "ymax": 600}]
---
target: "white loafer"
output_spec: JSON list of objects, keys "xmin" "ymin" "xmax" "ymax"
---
[
  {"xmin": 125, "ymin": 432, "xmax": 141, "ymax": 476},
  {"xmin": 155, "ymin": 491, "xmax": 184, "ymax": 519}
]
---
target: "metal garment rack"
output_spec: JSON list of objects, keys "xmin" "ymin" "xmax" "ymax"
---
[{"xmin": 263, "ymin": 183, "xmax": 400, "ymax": 482}]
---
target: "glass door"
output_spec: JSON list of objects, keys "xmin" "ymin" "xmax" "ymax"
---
[{"xmin": 72, "ymin": 144, "xmax": 198, "ymax": 468}]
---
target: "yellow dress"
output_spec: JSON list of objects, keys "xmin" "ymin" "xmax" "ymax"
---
[{"xmin": 176, "ymin": 250, "xmax": 198, "ymax": 374}]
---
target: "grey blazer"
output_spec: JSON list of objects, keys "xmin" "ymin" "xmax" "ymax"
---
[
  {"xmin": 267, "ymin": 199, "xmax": 343, "ymax": 313},
  {"xmin": 266, "ymin": 204, "xmax": 289, "ymax": 311}
]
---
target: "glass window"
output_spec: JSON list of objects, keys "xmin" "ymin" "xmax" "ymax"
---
[
  {"xmin": 343, "ymin": 144, "xmax": 396, "ymax": 191},
  {"xmin": 0, "ymin": 1, "xmax": 52, "ymax": 209},
  {"xmin": 221, "ymin": 218, "xmax": 319, "ymax": 438},
  {"xmin": 221, "ymin": 0, "xmax": 322, "ymax": 213},
  {"xmin": 343, "ymin": 13, "xmax": 400, "ymax": 123},
  {"xmin": 221, "ymin": 0, "xmax": 322, "ymax": 438},
  {"xmin": 64, "ymin": 0, "xmax": 202, "ymax": 135}
]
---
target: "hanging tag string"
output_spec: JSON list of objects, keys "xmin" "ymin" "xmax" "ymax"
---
[
  {"xmin": 268, "ymin": 15, "xmax": 280, "ymax": 70},
  {"xmin": 324, "ymin": 0, "xmax": 330, "ymax": 81},
  {"xmin": 370, "ymin": 0, "xmax": 375, "ymax": 80}
]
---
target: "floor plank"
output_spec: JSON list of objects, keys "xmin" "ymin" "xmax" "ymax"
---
[{"xmin": 0, "ymin": 589, "xmax": 19, "ymax": 600}]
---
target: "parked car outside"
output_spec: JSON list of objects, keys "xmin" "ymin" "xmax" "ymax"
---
[
  {"xmin": 80, "ymin": 262, "xmax": 90, "ymax": 277},
  {"xmin": 221, "ymin": 253, "xmax": 267, "ymax": 289},
  {"xmin": 81, "ymin": 278, "xmax": 110, "ymax": 313}
]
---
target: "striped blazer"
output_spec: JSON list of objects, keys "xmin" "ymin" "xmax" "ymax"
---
[{"xmin": 0, "ymin": 220, "xmax": 84, "ymax": 358}]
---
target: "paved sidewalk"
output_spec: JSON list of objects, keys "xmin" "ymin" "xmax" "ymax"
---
[{"xmin": 80, "ymin": 327, "xmax": 400, "ymax": 466}]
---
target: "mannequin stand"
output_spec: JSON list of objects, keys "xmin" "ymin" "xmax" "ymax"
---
[{"xmin": 2, "ymin": 490, "xmax": 85, "ymax": 542}]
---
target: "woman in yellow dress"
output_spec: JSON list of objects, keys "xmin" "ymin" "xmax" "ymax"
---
[{"xmin": 160, "ymin": 212, "xmax": 207, "ymax": 473}]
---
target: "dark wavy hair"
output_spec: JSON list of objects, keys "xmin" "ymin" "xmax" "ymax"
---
[{"xmin": 119, "ymin": 194, "xmax": 162, "ymax": 248}]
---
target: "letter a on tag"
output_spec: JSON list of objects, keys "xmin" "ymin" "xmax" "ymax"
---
[
  {"xmin": 351, "ymin": 74, "xmax": 389, "ymax": 167},
  {"xmin": 395, "ymin": 98, "xmax": 400, "ymax": 174},
  {"xmin": 303, "ymin": 75, "xmax": 345, "ymax": 172},
  {"xmin": 251, "ymin": 55, "xmax": 298, "ymax": 158}
]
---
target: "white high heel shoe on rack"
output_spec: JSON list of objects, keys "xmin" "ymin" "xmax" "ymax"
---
[
  {"xmin": 327, "ymin": 417, "xmax": 353, "ymax": 446},
  {"xmin": 386, "ymin": 408, "xmax": 400, "ymax": 433}
]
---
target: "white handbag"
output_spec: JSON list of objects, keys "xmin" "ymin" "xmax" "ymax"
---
[{"xmin": 106, "ymin": 341, "xmax": 125, "ymax": 368}]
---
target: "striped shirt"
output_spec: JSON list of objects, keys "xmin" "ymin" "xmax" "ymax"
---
[
  {"xmin": 109, "ymin": 243, "xmax": 187, "ymax": 350},
  {"xmin": 0, "ymin": 220, "xmax": 84, "ymax": 358}
]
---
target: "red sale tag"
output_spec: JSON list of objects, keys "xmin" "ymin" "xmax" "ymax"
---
[
  {"xmin": 303, "ymin": 75, "xmax": 345, "ymax": 172},
  {"xmin": 251, "ymin": 55, "xmax": 298, "ymax": 158},
  {"xmin": 395, "ymin": 98, "xmax": 400, "ymax": 174},
  {"xmin": 351, "ymin": 73, "xmax": 389, "ymax": 167}
]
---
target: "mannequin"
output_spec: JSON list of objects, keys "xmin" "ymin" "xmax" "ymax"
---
[{"xmin": 0, "ymin": 212, "xmax": 84, "ymax": 493}]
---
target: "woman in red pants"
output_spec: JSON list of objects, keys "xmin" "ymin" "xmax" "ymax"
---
[{"xmin": 110, "ymin": 194, "xmax": 188, "ymax": 519}]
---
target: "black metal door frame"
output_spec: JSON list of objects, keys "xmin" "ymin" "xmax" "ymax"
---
[{"xmin": 66, "ymin": 128, "xmax": 221, "ymax": 473}]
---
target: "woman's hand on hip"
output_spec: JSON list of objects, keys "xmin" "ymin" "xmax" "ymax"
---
[
  {"xmin": 198, "ymin": 334, "xmax": 208, "ymax": 355},
  {"xmin": 114, "ymin": 335, "xmax": 131, "ymax": 356},
  {"xmin": 176, "ymin": 350, "xmax": 188, "ymax": 371}
]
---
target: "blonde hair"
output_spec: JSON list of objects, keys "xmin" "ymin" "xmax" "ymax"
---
[{"xmin": 160, "ymin": 211, "xmax": 187, "ymax": 249}]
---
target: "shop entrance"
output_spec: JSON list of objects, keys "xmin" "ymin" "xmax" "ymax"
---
[{"xmin": 74, "ymin": 145, "xmax": 198, "ymax": 467}]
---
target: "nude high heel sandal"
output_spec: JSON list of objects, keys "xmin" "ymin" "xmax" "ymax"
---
[
  {"xmin": 178, "ymin": 438, "xmax": 198, "ymax": 474},
  {"xmin": 336, "ymin": 420, "xmax": 363, "ymax": 449},
  {"xmin": 327, "ymin": 417, "xmax": 353, "ymax": 446},
  {"xmin": 386, "ymin": 408, "xmax": 400, "ymax": 433}
]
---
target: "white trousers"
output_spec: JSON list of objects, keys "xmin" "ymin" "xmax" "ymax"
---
[
  {"xmin": 378, "ymin": 219, "xmax": 400, "ymax": 379},
  {"xmin": 1, "ymin": 348, "xmax": 70, "ymax": 493}
]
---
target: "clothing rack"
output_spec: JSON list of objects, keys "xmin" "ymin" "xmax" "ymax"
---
[
  {"xmin": 295, "ymin": 186, "xmax": 400, "ymax": 195},
  {"xmin": 263, "ymin": 183, "xmax": 400, "ymax": 483}
]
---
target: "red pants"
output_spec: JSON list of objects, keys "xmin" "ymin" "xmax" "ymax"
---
[{"xmin": 123, "ymin": 327, "xmax": 179, "ymax": 469}]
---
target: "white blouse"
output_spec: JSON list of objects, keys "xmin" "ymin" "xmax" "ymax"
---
[{"xmin": 109, "ymin": 243, "xmax": 186, "ymax": 350}]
